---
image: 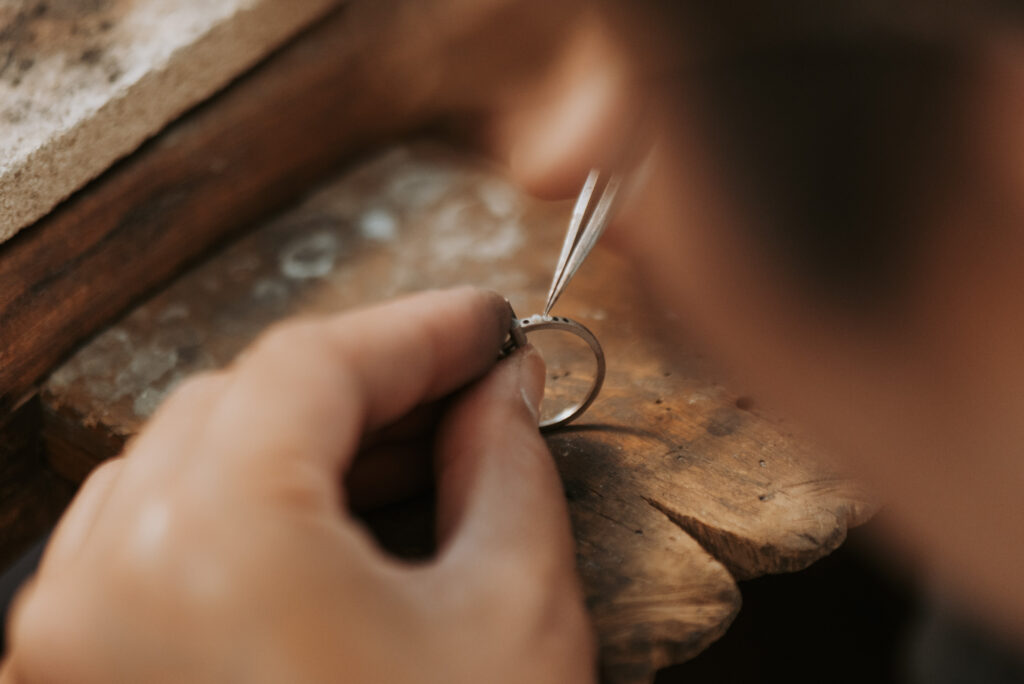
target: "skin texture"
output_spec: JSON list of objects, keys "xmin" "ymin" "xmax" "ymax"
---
[
  {"xmin": 0, "ymin": 289, "xmax": 595, "ymax": 684},
  {"xmin": 496, "ymin": 10, "xmax": 1024, "ymax": 642}
]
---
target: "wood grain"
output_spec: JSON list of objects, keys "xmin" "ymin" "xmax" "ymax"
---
[
  {"xmin": 0, "ymin": 400, "xmax": 75, "ymax": 568},
  {"xmin": 40, "ymin": 144, "xmax": 875, "ymax": 683}
]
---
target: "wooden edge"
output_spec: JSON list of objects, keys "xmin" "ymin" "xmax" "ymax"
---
[{"xmin": 0, "ymin": 6, "xmax": 431, "ymax": 420}]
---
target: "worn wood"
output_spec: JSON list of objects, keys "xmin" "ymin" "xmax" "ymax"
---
[
  {"xmin": 0, "ymin": 399, "xmax": 75, "ymax": 567},
  {"xmin": 0, "ymin": 0, "xmax": 343, "ymax": 243},
  {"xmin": 40, "ymin": 144, "xmax": 875, "ymax": 683},
  {"xmin": 0, "ymin": 4, "xmax": 467, "ymax": 420}
]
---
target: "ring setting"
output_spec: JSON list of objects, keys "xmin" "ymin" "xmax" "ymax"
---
[{"xmin": 502, "ymin": 306, "xmax": 606, "ymax": 430}]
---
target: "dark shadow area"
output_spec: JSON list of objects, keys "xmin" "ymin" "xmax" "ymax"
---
[{"xmin": 655, "ymin": 521, "xmax": 918, "ymax": 684}]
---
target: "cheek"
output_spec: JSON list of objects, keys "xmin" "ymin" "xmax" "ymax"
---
[
  {"xmin": 617, "ymin": 135, "xmax": 922, "ymax": 471},
  {"xmin": 613, "ymin": 138, "xmax": 774, "ymax": 354}
]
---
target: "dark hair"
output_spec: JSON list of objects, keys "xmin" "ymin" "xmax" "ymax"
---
[{"xmin": 619, "ymin": 1, "xmax": 1017, "ymax": 304}]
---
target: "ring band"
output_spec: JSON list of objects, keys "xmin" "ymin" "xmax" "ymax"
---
[{"xmin": 501, "ymin": 309, "xmax": 606, "ymax": 430}]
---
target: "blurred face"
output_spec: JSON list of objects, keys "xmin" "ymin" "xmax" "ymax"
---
[{"xmin": 495, "ymin": 8, "xmax": 1024, "ymax": 638}]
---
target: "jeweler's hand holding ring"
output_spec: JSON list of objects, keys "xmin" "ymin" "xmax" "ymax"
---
[{"xmin": 0, "ymin": 288, "xmax": 595, "ymax": 684}]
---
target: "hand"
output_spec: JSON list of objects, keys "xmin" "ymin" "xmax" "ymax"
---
[{"xmin": 1, "ymin": 288, "xmax": 595, "ymax": 684}]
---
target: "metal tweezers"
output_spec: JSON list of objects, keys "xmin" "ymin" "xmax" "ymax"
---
[
  {"xmin": 502, "ymin": 168, "xmax": 624, "ymax": 429},
  {"xmin": 544, "ymin": 169, "xmax": 625, "ymax": 315}
]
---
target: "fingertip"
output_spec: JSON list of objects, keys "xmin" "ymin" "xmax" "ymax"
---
[
  {"xmin": 477, "ymin": 288, "xmax": 516, "ymax": 348},
  {"xmin": 432, "ymin": 286, "xmax": 511, "ymax": 351}
]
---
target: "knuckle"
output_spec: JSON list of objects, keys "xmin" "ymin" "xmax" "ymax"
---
[
  {"xmin": 245, "ymin": 458, "xmax": 329, "ymax": 514},
  {"xmin": 250, "ymin": 319, "xmax": 325, "ymax": 361},
  {"xmin": 84, "ymin": 454, "xmax": 121, "ymax": 481},
  {"xmin": 82, "ymin": 456, "xmax": 123, "ymax": 487},
  {"xmin": 169, "ymin": 371, "xmax": 226, "ymax": 402},
  {"xmin": 137, "ymin": 372, "xmax": 229, "ymax": 430},
  {"xmin": 244, "ymin": 318, "xmax": 359, "ymax": 399}
]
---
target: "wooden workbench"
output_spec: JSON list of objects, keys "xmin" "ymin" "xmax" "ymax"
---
[
  {"xmin": 1, "ymin": 2, "xmax": 874, "ymax": 682},
  {"xmin": 39, "ymin": 144, "xmax": 874, "ymax": 683}
]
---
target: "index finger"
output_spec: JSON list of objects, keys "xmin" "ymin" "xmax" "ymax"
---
[{"xmin": 199, "ymin": 287, "xmax": 510, "ymax": 485}]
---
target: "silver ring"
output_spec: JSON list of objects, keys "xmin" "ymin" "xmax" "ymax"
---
[{"xmin": 502, "ymin": 311, "xmax": 606, "ymax": 430}]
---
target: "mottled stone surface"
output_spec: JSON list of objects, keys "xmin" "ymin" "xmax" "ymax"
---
[{"xmin": 0, "ymin": 0, "xmax": 340, "ymax": 242}]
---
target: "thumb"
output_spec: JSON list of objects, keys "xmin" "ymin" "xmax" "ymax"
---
[{"xmin": 433, "ymin": 347, "xmax": 576, "ymax": 574}]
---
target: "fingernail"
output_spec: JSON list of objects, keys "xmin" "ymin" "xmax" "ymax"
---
[
  {"xmin": 477, "ymin": 289, "xmax": 514, "ymax": 344},
  {"xmin": 517, "ymin": 345, "xmax": 546, "ymax": 421}
]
